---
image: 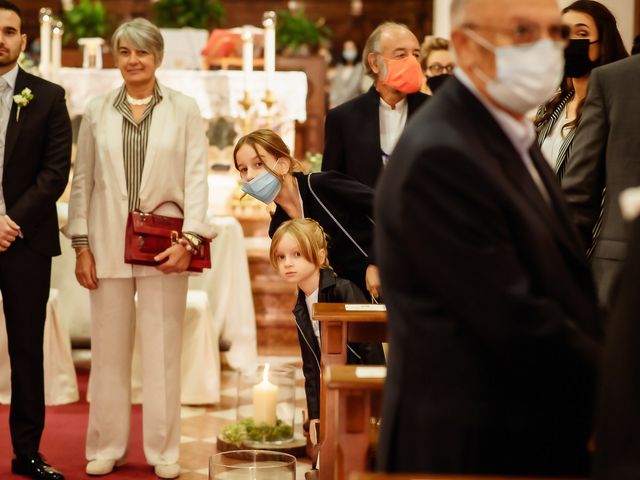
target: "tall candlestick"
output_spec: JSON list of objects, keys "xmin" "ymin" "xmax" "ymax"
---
[
  {"xmin": 52, "ymin": 22, "xmax": 64, "ymax": 71},
  {"xmin": 241, "ymin": 26, "xmax": 253, "ymax": 91},
  {"xmin": 262, "ymin": 11, "xmax": 277, "ymax": 89},
  {"xmin": 39, "ymin": 8, "xmax": 52, "ymax": 77},
  {"xmin": 252, "ymin": 363, "xmax": 278, "ymax": 426}
]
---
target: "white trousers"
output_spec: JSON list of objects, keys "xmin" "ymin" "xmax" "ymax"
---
[{"xmin": 85, "ymin": 275, "xmax": 188, "ymax": 465}]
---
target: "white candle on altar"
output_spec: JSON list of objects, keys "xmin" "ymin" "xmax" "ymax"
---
[
  {"xmin": 241, "ymin": 26, "xmax": 253, "ymax": 91},
  {"xmin": 39, "ymin": 9, "xmax": 52, "ymax": 76},
  {"xmin": 262, "ymin": 11, "xmax": 277, "ymax": 89},
  {"xmin": 252, "ymin": 363, "xmax": 278, "ymax": 426},
  {"xmin": 52, "ymin": 22, "xmax": 63, "ymax": 71}
]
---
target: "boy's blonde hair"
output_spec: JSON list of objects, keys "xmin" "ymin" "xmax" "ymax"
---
[{"xmin": 270, "ymin": 218, "xmax": 331, "ymax": 271}]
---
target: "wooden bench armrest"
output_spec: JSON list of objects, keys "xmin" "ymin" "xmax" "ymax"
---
[
  {"xmin": 325, "ymin": 365, "xmax": 386, "ymax": 390},
  {"xmin": 313, "ymin": 303, "xmax": 388, "ymax": 323}
]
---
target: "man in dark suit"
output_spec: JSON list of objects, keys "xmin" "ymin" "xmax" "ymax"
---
[
  {"xmin": 593, "ymin": 206, "xmax": 640, "ymax": 480},
  {"xmin": 0, "ymin": 2, "xmax": 71, "ymax": 479},
  {"xmin": 322, "ymin": 22, "xmax": 428, "ymax": 189},
  {"xmin": 375, "ymin": 0, "xmax": 602, "ymax": 475},
  {"xmin": 563, "ymin": 54, "xmax": 640, "ymax": 310}
]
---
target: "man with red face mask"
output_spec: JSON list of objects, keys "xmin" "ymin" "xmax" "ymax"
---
[{"xmin": 322, "ymin": 22, "xmax": 429, "ymax": 189}]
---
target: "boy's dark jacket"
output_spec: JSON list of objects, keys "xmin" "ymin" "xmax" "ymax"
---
[{"xmin": 292, "ymin": 268, "xmax": 385, "ymax": 421}]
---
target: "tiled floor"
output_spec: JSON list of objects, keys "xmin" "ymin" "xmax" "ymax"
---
[{"xmin": 178, "ymin": 355, "xmax": 312, "ymax": 479}]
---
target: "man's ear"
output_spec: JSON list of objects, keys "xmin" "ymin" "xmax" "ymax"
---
[{"xmin": 368, "ymin": 52, "xmax": 380, "ymax": 75}]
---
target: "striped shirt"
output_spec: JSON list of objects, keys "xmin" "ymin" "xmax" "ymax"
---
[
  {"xmin": 115, "ymin": 82, "xmax": 163, "ymax": 212},
  {"xmin": 72, "ymin": 83, "xmax": 162, "ymax": 248}
]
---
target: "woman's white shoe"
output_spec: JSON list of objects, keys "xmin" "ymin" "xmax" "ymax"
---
[
  {"xmin": 86, "ymin": 459, "xmax": 117, "ymax": 475},
  {"xmin": 154, "ymin": 463, "xmax": 181, "ymax": 479}
]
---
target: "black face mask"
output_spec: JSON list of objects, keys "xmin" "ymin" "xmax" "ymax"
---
[
  {"xmin": 426, "ymin": 74, "xmax": 451, "ymax": 93},
  {"xmin": 564, "ymin": 38, "xmax": 598, "ymax": 78}
]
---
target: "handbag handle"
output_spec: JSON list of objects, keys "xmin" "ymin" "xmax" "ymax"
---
[{"xmin": 138, "ymin": 200, "xmax": 184, "ymax": 216}]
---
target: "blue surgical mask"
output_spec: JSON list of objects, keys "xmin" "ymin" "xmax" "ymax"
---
[
  {"xmin": 241, "ymin": 161, "xmax": 282, "ymax": 204},
  {"xmin": 343, "ymin": 49, "xmax": 358, "ymax": 62}
]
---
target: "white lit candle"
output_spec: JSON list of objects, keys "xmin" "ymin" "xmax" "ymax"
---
[
  {"xmin": 252, "ymin": 363, "xmax": 278, "ymax": 426},
  {"xmin": 39, "ymin": 8, "xmax": 52, "ymax": 76},
  {"xmin": 262, "ymin": 11, "xmax": 276, "ymax": 89},
  {"xmin": 241, "ymin": 26, "xmax": 253, "ymax": 91},
  {"xmin": 52, "ymin": 22, "xmax": 63, "ymax": 71}
]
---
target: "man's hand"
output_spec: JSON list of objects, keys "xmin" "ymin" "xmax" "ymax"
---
[
  {"xmin": 154, "ymin": 242, "xmax": 191, "ymax": 274},
  {"xmin": 0, "ymin": 215, "xmax": 21, "ymax": 252},
  {"xmin": 366, "ymin": 264, "xmax": 382, "ymax": 300},
  {"xmin": 75, "ymin": 248, "xmax": 98, "ymax": 289}
]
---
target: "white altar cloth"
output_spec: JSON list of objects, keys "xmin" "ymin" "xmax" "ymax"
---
[
  {"xmin": 52, "ymin": 68, "xmax": 308, "ymax": 122},
  {"xmin": 0, "ymin": 289, "xmax": 80, "ymax": 405},
  {"xmin": 189, "ymin": 216, "xmax": 258, "ymax": 370}
]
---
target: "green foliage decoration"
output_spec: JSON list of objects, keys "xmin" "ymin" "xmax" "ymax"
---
[
  {"xmin": 276, "ymin": 8, "xmax": 332, "ymax": 54},
  {"xmin": 63, "ymin": 0, "xmax": 110, "ymax": 45},
  {"xmin": 153, "ymin": 0, "xmax": 225, "ymax": 30},
  {"xmin": 222, "ymin": 418, "xmax": 293, "ymax": 445}
]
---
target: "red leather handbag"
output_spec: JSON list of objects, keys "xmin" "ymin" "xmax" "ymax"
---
[{"xmin": 124, "ymin": 201, "xmax": 211, "ymax": 273}]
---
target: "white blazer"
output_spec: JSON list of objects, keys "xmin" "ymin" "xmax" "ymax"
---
[{"xmin": 65, "ymin": 83, "xmax": 216, "ymax": 278}]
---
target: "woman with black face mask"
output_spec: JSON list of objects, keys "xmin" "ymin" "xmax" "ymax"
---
[
  {"xmin": 534, "ymin": 0, "xmax": 627, "ymax": 256},
  {"xmin": 420, "ymin": 36, "xmax": 454, "ymax": 95}
]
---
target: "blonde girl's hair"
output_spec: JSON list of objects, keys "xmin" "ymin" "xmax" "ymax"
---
[
  {"xmin": 270, "ymin": 218, "xmax": 332, "ymax": 271},
  {"xmin": 233, "ymin": 129, "xmax": 302, "ymax": 176}
]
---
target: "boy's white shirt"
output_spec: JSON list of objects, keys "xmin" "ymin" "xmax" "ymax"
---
[{"xmin": 305, "ymin": 288, "xmax": 321, "ymax": 342}]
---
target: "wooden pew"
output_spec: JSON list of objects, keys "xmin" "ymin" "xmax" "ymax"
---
[
  {"xmin": 351, "ymin": 474, "xmax": 587, "ymax": 480},
  {"xmin": 313, "ymin": 303, "xmax": 387, "ymax": 365},
  {"xmin": 312, "ymin": 303, "xmax": 388, "ymax": 480},
  {"xmin": 324, "ymin": 364, "xmax": 386, "ymax": 480}
]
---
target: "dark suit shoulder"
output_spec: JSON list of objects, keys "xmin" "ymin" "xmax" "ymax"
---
[
  {"xmin": 17, "ymin": 69, "xmax": 65, "ymax": 97},
  {"xmin": 593, "ymin": 53, "xmax": 637, "ymax": 80},
  {"xmin": 307, "ymin": 170, "xmax": 374, "ymax": 195},
  {"xmin": 318, "ymin": 268, "xmax": 367, "ymax": 303},
  {"xmin": 407, "ymin": 90, "xmax": 429, "ymax": 111},
  {"xmin": 326, "ymin": 87, "xmax": 378, "ymax": 119}
]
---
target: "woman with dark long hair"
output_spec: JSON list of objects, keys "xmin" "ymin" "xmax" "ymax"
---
[
  {"xmin": 535, "ymin": 0, "xmax": 627, "ymax": 257},
  {"xmin": 536, "ymin": 0, "xmax": 627, "ymax": 179}
]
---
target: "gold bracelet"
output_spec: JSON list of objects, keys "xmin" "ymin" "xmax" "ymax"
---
[
  {"xmin": 182, "ymin": 232, "xmax": 201, "ymax": 251},
  {"xmin": 75, "ymin": 248, "xmax": 90, "ymax": 258}
]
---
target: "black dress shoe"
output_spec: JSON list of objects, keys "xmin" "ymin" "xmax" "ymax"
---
[{"xmin": 11, "ymin": 454, "xmax": 64, "ymax": 480}]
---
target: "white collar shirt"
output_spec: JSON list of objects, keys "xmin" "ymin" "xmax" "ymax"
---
[
  {"xmin": 0, "ymin": 64, "xmax": 19, "ymax": 215},
  {"xmin": 379, "ymin": 96, "xmax": 408, "ymax": 165}
]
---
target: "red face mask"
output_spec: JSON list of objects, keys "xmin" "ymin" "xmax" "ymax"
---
[{"xmin": 380, "ymin": 55, "xmax": 423, "ymax": 94}]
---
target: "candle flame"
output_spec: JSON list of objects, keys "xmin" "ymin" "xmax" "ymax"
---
[{"xmin": 263, "ymin": 363, "xmax": 270, "ymax": 383}]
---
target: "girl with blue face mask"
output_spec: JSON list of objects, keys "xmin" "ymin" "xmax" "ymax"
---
[{"xmin": 233, "ymin": 129, "xmax": 385, "ymax": 302}]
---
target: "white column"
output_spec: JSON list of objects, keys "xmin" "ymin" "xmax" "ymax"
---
[
  {"xmin": 432, "ymin": 0, "xmax": 452, "ymax": 40},
  {"xmin": 39, "ymin": 9, "xmax": 52, "ymax": 77},
  {"xmin": 241, "ymin": 26, "xmax": 254, "ymax": 91}
]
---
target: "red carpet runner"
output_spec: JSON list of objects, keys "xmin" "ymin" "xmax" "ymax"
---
[{"xmin": 0, "ymin": 370, "xmax": 158, "ymax": 479}]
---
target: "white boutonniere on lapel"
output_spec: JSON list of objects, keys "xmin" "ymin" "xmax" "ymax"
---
[{"xmin": 13, "ymin": 87, "xmax": 33, "ymax": 122}]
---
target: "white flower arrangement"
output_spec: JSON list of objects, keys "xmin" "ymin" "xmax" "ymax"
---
[{"xmin": 13, "ymin": 87, "xmax": 33, "ymax": 122}]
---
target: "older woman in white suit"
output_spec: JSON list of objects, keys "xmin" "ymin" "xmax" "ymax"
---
[{"xmin": 64, "ymin": 18, "xmax": 214, "ymax": 478}]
